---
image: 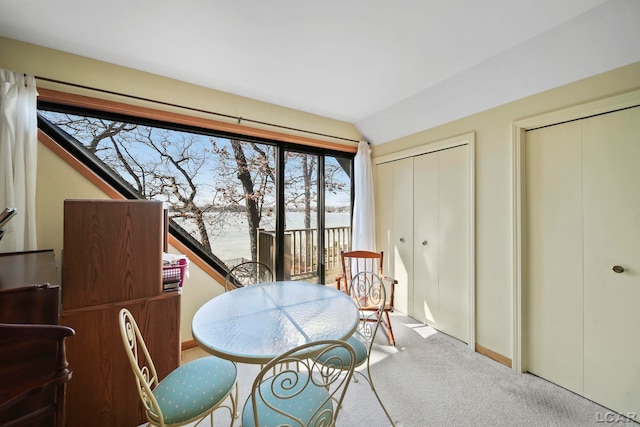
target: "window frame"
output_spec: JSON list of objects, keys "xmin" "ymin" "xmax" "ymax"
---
[{"xmin": 37, "ymin": 89, "xmax": 356, "ymax": 284}]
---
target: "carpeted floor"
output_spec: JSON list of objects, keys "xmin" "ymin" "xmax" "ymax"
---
[{"xmin": 177, "ymin": 312, "xmax": 635, "ymax": 427}]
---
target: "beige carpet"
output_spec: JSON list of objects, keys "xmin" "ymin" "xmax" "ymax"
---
[{"xmin": 173, "ymin": 313, "xmax": 633, "ymax": 427}]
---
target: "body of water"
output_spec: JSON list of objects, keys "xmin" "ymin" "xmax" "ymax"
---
[{"xmin": 177, "ymin": 211, "xmax": 351, "ymax": 262}]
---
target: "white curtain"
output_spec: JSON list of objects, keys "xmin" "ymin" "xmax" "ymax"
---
[
  {"xmin": 351, "ymin": 140, "xmax": 376, "ymax": 251},
  {"xmin": 0, "ymin": 69, "xmax": 38, "ymax": 252}
]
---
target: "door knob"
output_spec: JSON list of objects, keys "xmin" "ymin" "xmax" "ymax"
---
[
  {"xmin": 612, "ymin": 265, "xmax": 625, "ymax": 274},
  {"xmin": 422, "ymin": 240, "xmax": 428, "ymax": 246},
  {"xmin": 399, "ymin": 237, "xmax": 405, "ymax": 243}
]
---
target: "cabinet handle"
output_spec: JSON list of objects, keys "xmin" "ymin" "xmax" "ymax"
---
[
  {"xmin": 422, "ymin": 240, "xmax": 428, "ymax": 246},
  {"xmin": 612, "ymin": 265, "xmax": 625, "ymax": 274},
  {"xmin": 399, "ymin": 237, "xmax": 405, "ymax": 243}
]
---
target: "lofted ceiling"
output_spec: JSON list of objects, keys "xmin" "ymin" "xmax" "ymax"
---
[{"xmin": 0, "ymin": 0, "xmax": 639, "ymax": 145}]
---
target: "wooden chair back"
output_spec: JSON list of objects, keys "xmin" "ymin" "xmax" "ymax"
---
[{"xmin": 336, "ymin": 250, "xmax": 397, "ymax": 346}]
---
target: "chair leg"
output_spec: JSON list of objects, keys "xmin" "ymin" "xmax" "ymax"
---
[
  {"xmin": 383, "ymin": 312, "xmax": 396, "ymax": 346},
  {"xmin": 358, "ymin": 366, "xmax": 397, "ymax": 427},
  {"xmin": 231, "ymin": 381, "xmax": 239, "ymax": 423}
]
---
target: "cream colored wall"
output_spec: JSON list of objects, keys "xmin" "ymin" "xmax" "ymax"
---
[
  {"xmin": 372, "ymin": 61, "xmax": 640, "ymax": 359},
  {"xmin": 0, "ymin": 36, "xmax": 361, "ymax": 143},
  {"xmin": 6, "ymin": 34, "xmax": 640, "ymax": 356},
  {"xmin": 1, "ymin": 36, "xmax": 360, "ymax": 343},
  {"xmin": 36, "ymin": 142, "xmax": 108, "ymax": 272}
]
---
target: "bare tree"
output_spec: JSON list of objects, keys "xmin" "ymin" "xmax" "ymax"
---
[{"xmin": 39, "ymin": 110, "xmax": 350, "ymax": 271}]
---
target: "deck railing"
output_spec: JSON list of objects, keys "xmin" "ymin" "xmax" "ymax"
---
[{"xmin": 257, "ymin": 226, "xmax": 350, "ymax": 282}]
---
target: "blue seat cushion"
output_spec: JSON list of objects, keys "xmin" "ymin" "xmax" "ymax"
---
[
  {"xmin": 242, "ymin": 371, "xmax": 333, "ymax": 426},
  {"xmin": 316, "ymin": 335, "xmax": 368, "ymax": 368},
  {"xmin": 152, "ymin": 356, "xmax": 237, "ymax": 424}
]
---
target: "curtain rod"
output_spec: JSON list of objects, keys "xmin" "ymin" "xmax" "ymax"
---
[{"xmin": 35, "ymin": 76, "xmax": 361, "ymax": 144}]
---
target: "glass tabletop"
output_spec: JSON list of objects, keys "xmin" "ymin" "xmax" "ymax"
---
[{"xmin": 192, "ymin": 281, "xmax": 359, "ymax": 364}]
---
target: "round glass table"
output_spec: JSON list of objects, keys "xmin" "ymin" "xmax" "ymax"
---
[{"xmin": 192, "ymin": 281, "xmax": 359, "ymax": 364}]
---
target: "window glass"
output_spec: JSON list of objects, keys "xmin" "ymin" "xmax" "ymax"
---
[{"xmin": 38, "ymin": 108, "xmax": 352, "ymax": 283}]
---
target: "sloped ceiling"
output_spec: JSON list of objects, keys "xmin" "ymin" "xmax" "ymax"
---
[{"xmin": 0, "ymin": 0, "xmax": 638, "ymax": 145}]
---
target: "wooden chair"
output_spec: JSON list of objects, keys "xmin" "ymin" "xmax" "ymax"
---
[
  {"xmin": 224, "ymin": 261, "xmax": 274, "ymax": 291},
  {"xmin": 335, "ymin": 250, "xmax": 397, "ymax": 346},
  {"xmin": 241, "ymin": 340, "xmax": 356, "ymax": 427},
  {"xmin": 118, "ymin": 308, "xmax": 238, "ymax": 427},
  {"xmin": 320, "ymin": 271, "xmax": 397, "ymax": 426}
]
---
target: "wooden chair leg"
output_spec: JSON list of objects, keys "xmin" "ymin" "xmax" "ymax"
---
[{"xmin": 383, "ymin": 311, "xmax": 396, "ymax": 346}]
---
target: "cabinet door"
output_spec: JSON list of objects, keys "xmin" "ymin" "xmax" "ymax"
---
[
  {"xmin": 63, "ymin": 200, "xmax": 164, "ymax": 309},
  {"xmin": 583, "ymin": 107, "xmax": 640, "ymax": 416},
  {"xmin": 62, "ymin": 294, "xmax": 180, "ymax": 427},
  {"xmin": 375, "ymin": 158, "xmax": 413, "ymax": 314},
  {"xmin": 412, "ymin": 153, "xmax": 438, "ymax": 324}
]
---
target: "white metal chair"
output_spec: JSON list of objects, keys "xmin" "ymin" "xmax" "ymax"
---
[
  {"xmin": 322, "ymin": 270, "xmax": 397, "ymax": 426},
  {"xmin": 118, "ymin": 308, "xmax": 238, "ymax": 427},
  {"xmin": 224, "ymin": 261, "xmax": 274, "ymax": 291},
  {"xmin": 242, "ymin": 339, "xmax": 356, "ymax": 427}
]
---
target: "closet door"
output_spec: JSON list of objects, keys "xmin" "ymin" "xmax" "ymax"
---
[
  {"xmin": 438, "ymin": 145, "xmax": 470, "ymax": 342},
  {"xmin": 525, "ymin": 106, "xmax": 640, "ymax": 415},
  {"xmin": 413, "ymin": 153, "xmax": 438, "ymax": 325},
  {"xmin": 582, "ymin": 107, "xmax": 640, "ymax": 415},
  {"xmin": 412, "ymin": 145, "xmax": 469, "ymax": 342},
  {"xmin": 375, "ymin": 157, "xmax": 413, "ymax": 314},
  {"xmin": 525, "ymin": 121, "xmax": 584, "ymax": 395}
]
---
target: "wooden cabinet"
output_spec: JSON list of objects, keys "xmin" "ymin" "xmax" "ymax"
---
[{"xmin": 60, "ymin": 200, "xmax": 180, "ymax": 427}]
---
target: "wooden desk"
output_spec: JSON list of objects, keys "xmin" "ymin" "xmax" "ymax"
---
[{"xmin": 192, "ymin": 281, "xmax": 359, "ymax": 364}]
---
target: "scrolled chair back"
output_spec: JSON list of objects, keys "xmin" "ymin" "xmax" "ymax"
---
[
  {"xmin": 243, "ymin": 339, "xmax": 356, "ymax": 427},
  {"xmin": 120, "ymin": 308, "xmax": 239, "ymax": 427},
  {"xmin": 118, "ymin": 308, "xmax": 162, "ymax": 424},
  {"xmin": 349, "ymin": 270, "xmax": 387, "ymax": 344},
  {"xmin": 225, "ymin": 261, "xmax": 274, "ymax": 291}
]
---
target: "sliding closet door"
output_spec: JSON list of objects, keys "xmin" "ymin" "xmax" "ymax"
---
[{"xmin": 582, "ymin": 107, "xmax": 640, "ymax": 415}]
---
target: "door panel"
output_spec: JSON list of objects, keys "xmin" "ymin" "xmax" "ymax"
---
[
  {"xmin": 284, "ymin": 151, "xmax": 319, "ymax": 283},
  {"xmin": 525, "ymin": 120, "xmax": 584, "ymax": 394},
  {"xmin": 375, "ymin": 158, "xmax": 413, "ymax": 314},
  {"xmin": 413, "ymin": 153, "xmax": 438, "ymax": 324},
  {"xmin": 375, "ymin": 162, "xmax": 394, "ymax": 276},
  {"xmin": 438, "ymin": 145, "xmax": 470, "ymax": 342},
  {"xmin": 391, "ymin": 158, "xmax": 414, "ymax": 315},
  {"xmin": 582, "ymin": 107, "xmax": 640, "ymax": 415}
]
